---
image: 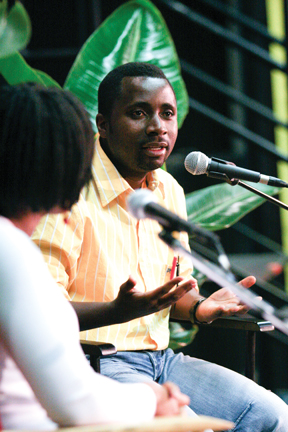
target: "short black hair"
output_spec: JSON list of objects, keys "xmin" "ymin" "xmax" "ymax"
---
[
  {"xmin": 0, "ymin": 82, "xmax": 95, "ymax": 218},
  {"xmin": 98, "ymin": 62, "xmax": 174, "ymax": 119}
]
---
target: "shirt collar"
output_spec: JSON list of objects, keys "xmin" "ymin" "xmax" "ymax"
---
[
  {"xmin": 93, "ymin": 136, "xmax": 166, "ymax": 207},
  {"xmin": 145, "ymin": 171, "xmax": 165, "ymax": 199}
]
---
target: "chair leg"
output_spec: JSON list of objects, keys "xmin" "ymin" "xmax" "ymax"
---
[
  {"xmin": 90, "ymin": 355, "xmax": 101, "ymax": 373},
  {"xmin": 245, "ymin": 331, "xmax": 256, "ymax": 380}
]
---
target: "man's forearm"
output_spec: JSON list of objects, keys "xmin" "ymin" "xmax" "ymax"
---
[
  {"xmin": 170, "ymin": 291, "xmax": 202, "ymax": 322},
  {"xmin": 71, "ymin": 276, "xmax": 198, "ymax": 331},
  {"xmin": 71, "ymin": 301, "xmax": 119, "ymax": 331}
]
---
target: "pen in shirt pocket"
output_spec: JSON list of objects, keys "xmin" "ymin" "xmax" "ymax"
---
[
  {"xmin": 170, "ymin": 256, "xmax": 180, "ymax": 280},
  {"xmin": 176, "ymin": 255, "xmax": 180, "ymax": 277}
]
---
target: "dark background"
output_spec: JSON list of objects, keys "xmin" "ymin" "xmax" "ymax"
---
[{"xmin": 20, "ymin": 0, "xmax": 288, "ymax": 395}]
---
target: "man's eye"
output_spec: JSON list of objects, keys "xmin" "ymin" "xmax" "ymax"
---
[
  {"xmin": 163, "ymin": 111, "xmax": 174, "ymax": 118},
  {"xmin": 132, "ymin": 110, "xmax": 145, "ymax": 118}
]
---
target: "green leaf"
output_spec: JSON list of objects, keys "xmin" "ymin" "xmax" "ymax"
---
[
  {"xmin": 64, "ymin": 0, "xmax": 188, "ymax": 131},
  {"xmin": 186, "ymin": 182, "xmax": 280, "ymax": 231},
  {"xmin": 33, "ymin": 69, "xmax": 61, "ymax": 88},
  {"xmin": 0, "ymin": 51, "xmax": 60, "ymax": 86},
  {"xmin": 0, "ymin": 0, "xmax": 31, "ymax": 59},
  {"xmin": 168, "ymin": 321, "xmax": 198, "ymax": 350}
]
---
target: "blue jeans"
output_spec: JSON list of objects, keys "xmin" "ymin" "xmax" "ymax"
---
[{"xmin": 100, "ymin": 348, "xmax": 288, "ymax": 431}]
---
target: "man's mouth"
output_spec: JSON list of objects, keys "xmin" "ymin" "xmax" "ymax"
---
[{"xmin": 142, "ymin": 142, "xmax": 168, "ymax": 157}]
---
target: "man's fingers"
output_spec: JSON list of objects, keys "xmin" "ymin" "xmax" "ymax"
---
[
  {"xmin": 238, "ymin": 275, "xmax": 256, "ymax": 289},
  {"xmin": 119, "ymin": 275, "xmax": 137, "ymax": 293},
  {"xmin": 157, "ymin": 277, "xmax": 197, "ymax": 295},
  {"xmin": 145, "ymin": 277, "xmax": 186, "ymax": 299},
  {"xmin": 119, "ymin": 276, "xmax": 196, "ymax": 314},
  {"xmin": 153, "ymin": 280, "xmax": 195, "ymax": 309},
  {"xmin": 161, "ymin": 277, "xmax": 185, "ymax": 292},
  {"xmin": 119, "ymin": 276, "xmax": 184, "ymax": 295},
  {"xmin": 236, "ymin": 305, "xmax": 250, "ymax": 315}
]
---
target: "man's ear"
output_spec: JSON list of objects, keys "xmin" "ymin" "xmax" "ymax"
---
[{"xmin": 96, "ymin": 113, "xmax": 108, "ymax": 138}]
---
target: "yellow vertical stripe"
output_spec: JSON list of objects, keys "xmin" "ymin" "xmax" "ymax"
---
[{"xmin": 266, "ymin": 0, "xmax": 288, "ymax": 290}]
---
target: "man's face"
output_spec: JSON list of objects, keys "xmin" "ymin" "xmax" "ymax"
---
[{"xmin": 97, "ymin": 76, "xmax": 178, "ymax": 184}]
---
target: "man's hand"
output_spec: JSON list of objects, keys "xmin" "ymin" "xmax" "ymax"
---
[
  {"xmin": 112, "ymin": 275, "xmax": 198, "ymax": 323},
  {"xmin": 195, "ymin": 276, "xmax": 257, "ymax": 323},
  {"xmin": 72, "ymin": 276, "xmax": 197, "ymax": 331},
  {"xmin": 146, "ymin": 381, "xmax": 190, "ymax": 416}
]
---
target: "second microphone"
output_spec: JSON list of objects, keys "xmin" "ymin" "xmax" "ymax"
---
[{"xmin": 185, "ymin": 151, "xmax": 288, "ymax": 188}]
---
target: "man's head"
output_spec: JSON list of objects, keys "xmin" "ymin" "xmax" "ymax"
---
[
  {"xmin": 96, "ymin": 62, "xmax": 178, "ymax": 188},
  {"xmin": 98, "ymin": 62, "xmax": 175, "ymax": 120},
  {"xmin": 0, "ymin": 82, "xmax": 95, "ymax": 219}
]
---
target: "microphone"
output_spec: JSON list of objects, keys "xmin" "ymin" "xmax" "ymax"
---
[
  {"xmin": 127, "ymin": 189, "xmax": 232, "ymax": 272},
  {"xmin": 184, "ymin": 151, "xmax": 288, "ymax": 188},
  {"xmin": 127, "ymin": 189, "xmax": 195, "ymax": 233}
]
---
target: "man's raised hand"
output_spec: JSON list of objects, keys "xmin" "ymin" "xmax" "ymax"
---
[
  {"xmin": 113, "ymin": 275, "xmax": 198, "ymax": 322},
  {"xmin": 194, "ymin": 276, "xmax": 257, "ymax": 323}
]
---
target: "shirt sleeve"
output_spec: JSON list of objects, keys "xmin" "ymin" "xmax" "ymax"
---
[
  {"xmin": 31, "ymin": 204, "xmax": 84, "ymax": 299},
  {"xmin": 0, "ymin": 222, "xmax": 157, "ymax": 426}
]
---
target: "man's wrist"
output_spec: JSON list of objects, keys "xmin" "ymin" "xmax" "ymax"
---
[{"xmin": 190, "ymin": 298, "xmax": 212, "ymax": 325}]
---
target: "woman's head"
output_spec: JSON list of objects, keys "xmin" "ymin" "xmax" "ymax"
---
[{"xmin": 0, "ymin": 82, "xmax": 95, "ymax": 218}]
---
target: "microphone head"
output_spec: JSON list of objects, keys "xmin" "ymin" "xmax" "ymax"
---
[
  {"xmin": 126, "ymin": 189, "xmax": 156, "ymax": 220},
  {"xmin": 184, "ymin": 151, "xmax": 209, "ymax": 175}
]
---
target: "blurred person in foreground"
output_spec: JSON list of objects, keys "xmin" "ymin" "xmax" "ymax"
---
[{"xmin": 0, "ymin": 82, "xmax": 190, "ymax": 430}]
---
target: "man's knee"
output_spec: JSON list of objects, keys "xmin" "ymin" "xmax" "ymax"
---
[{"xmin": 238, "ymin": 387, "xmax": 288, "ymax": 431}]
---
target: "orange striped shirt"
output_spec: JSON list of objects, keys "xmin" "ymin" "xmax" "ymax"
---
[{"xmin": 32, "ymin": 138, "xmax": 193, "ymax": 351}]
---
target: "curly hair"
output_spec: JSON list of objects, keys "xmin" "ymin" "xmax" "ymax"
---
[{"xmin": 0, "ymin": 82, "xmax": 95, "ymax": 218}]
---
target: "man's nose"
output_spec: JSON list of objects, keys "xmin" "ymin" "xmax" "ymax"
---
[{"xmin": 146, "ymin": 115, "xmax": 167, "ymax": 135}]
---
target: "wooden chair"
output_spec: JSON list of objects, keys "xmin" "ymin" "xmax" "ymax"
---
[
  {"xmin": 202, "ymin": 314, "xmax": 274, "ymax": 380},
  {"xmin": 80, "ymin": 340, "xmax": 117, "ymax": 373},
  {"xmin": 81, "ymin": 315, "xmax": 274, "ymax": 380}
]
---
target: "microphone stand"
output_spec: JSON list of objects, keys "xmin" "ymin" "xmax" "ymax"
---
[
  {"xmin": 236, "ymin": 181, "xmax": 288, "ymax": 210},
  {"xmin": 158, "ymin": 229, "xmax": 288, "ymax": 336},
  {"xmin": 207, "ymin": 170, "xmax": 288, "ymax": 210},
  {"xmin": 188, "ymin": 224, "xmax": 232, "ymax": 273},
  {"xmin": 218, "ymin": 175, "xmax": 288, "ymax": 321}
]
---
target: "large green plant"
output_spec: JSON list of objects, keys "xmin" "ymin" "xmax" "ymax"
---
[
  {"xmin": 0, "ymin": 0, "xmax": 59, "ymax": 85},
  {"xmin": 0, "ymin": 0, "xmax": 31, "ymax": 58},
  {"xmin": 0, "ymin": 0, "xmax": 188, "ymax": 129},
  {"xmin": 186, "ymin": 181, "xmax": 279, "ymax": 231},
  {"xmin": 64, "ymin": 0, "xmax": 189, "ymax": 130}
]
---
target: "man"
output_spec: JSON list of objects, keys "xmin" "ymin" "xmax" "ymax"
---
[{"xmin": 33, "ymin": 62, "xmax": 288, "ymax": 430}]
